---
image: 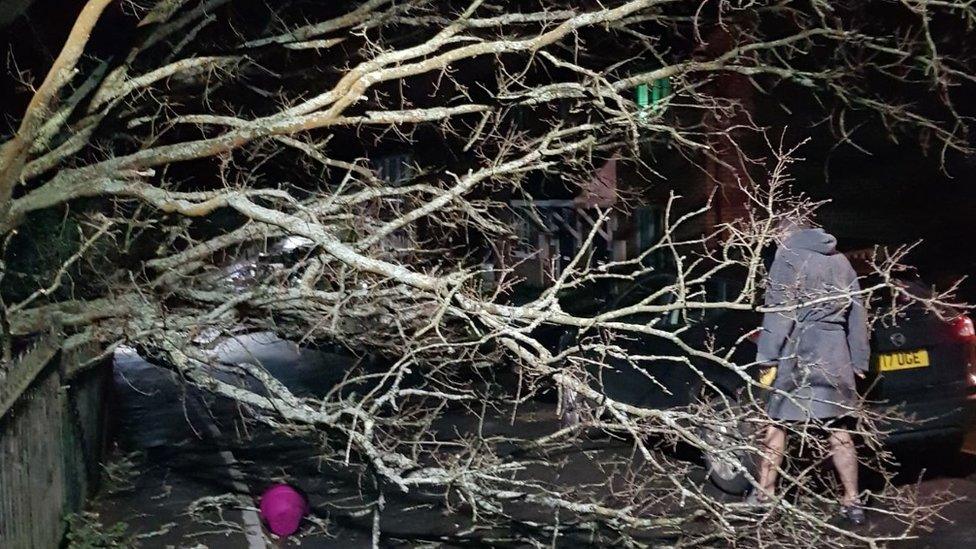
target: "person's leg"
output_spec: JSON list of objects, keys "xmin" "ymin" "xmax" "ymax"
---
[
  {"xmin": 757, "ymin": 424, "xmax": 787, "ymax": 499},
  {"xmin": 829, "ymin": 429, "xmax": 859, "ymax": 506}
]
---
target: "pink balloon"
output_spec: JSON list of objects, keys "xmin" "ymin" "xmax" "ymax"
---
[{"xmin": 259, "ymin": 483, "xmax": 309, "ymax": 536}]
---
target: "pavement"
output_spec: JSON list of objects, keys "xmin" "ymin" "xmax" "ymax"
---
[{"xmin": 87, "ymin": 337, "xmax": 976, "ymax": 548}]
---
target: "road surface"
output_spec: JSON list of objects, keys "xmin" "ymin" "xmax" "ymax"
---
[{"xmin": 90, "ymin": 336, "xmax": 976, "ymax": 547}]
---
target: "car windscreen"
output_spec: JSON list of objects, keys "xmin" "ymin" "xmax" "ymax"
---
[{"xmin": 609, "ymin": 275, "xmax": 744, "ymax": 327}]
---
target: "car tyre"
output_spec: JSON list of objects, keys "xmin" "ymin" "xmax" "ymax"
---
[{"xmin": 696, "ymin": 390, "xmax": 758, "ymax": 495}]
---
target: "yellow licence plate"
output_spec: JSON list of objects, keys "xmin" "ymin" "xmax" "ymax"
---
[{"xmin": 878, "ymin": 349, "xmax": 930, "ymax": 372}]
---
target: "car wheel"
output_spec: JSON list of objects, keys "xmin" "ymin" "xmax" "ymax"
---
[{"xmin": 696, "ymin": 391, "xmax": 757, "ymax": 494}]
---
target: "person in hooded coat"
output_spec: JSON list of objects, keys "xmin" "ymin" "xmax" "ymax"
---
[{"xmin": 752, "ymin": 220, "xmax": 870, "ymax": 524}]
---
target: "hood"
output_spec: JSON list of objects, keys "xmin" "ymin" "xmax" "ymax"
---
[{"xmin": 784, "ymin": 227, "xmax": 837, "ymax": 255}]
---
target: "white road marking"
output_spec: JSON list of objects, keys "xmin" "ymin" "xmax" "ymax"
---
[{"xmin": 201, "ymin": 421, "xmax": 268, "ymax": 549}]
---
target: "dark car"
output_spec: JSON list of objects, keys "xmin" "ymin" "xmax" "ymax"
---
[{"xmin": 550, "ymin": 272, "xmax": 976, "ymax": 493}]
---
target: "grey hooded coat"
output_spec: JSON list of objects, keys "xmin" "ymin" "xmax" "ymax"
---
[{"xmin": 756, "ymin": 228, "xmax": 870, "ymax": 421}]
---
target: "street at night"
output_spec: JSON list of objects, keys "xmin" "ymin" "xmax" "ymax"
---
[
  {"xmin": 77, "ymin": 337, "xmax": 976, "ymax": 547},
  {"xmin": 4, "ymin": 1, "xmax": 976, "ymax": 547}
]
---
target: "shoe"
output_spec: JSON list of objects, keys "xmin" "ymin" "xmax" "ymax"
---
[{"xmin": 840, "ymin": 503, "xmax": 866, "ymax": 525}]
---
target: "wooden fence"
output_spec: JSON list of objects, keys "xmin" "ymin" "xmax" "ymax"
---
[{"xmin": 0, "ymin": 341, "xmax": 110, "ymax": 549}]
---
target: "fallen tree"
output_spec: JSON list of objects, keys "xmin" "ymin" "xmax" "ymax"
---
[{"xmin": 1, "ymin": 1, "xmax": 974, "ymax": 546}]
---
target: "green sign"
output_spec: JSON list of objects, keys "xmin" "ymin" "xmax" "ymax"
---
[{"xmin": 635, "ymin": 78, "xmax": 671, "ymax": 110}]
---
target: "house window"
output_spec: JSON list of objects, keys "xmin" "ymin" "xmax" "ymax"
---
[
  {"xmin": 511, "ymin": 208, "xmax": 540, "ymax": 259},
  {"xmin": 373, "ymin": 153, "xmax": 415, "ymax": 185},
  {"xmin": 635, "ymin": 206, "xmax": 664, "ymax": 267}
]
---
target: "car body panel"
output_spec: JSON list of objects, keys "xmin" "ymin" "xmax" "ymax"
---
[{"xmin": 550, "ymin": 274, "xmax": 976, "ymax": 444}]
